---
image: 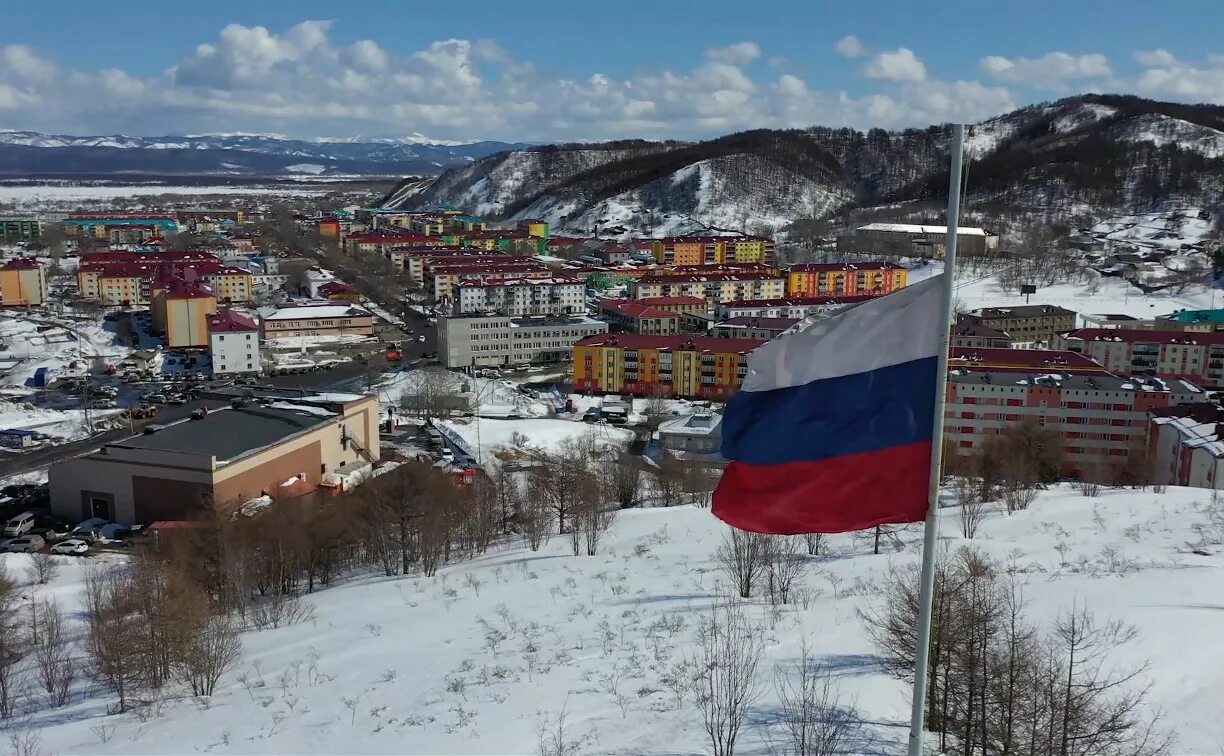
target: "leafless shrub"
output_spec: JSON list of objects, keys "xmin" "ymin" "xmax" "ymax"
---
[
  {"xmin": 769, "ymin": 644, "xmax": 862, "ymax": 756},
  {"xmin": 716, "ymin": 529, "xmax": 770, "ymax": 599},
  {"xmin": 763, "ymin": 536, "xmax": 807, "ymax": 605},
  {"xmin": 249, "ymin": 592, "xmax": 315, "ymax": 630},
  {"xmin": 25, "ymin": 553, "xmax": 59, "ymax": 586},
  {"xmin": 690, "ymin": 600, "xmax": 765, "ymax": 756},
  {"xmin": 955, "ymin": 476, "xmax": 987, "ymax": 539},
  {"xmin": 536, "ymin": 699, "xmax": 596, "ymax": 756},
  {"xmin": 802, "ymin": 533, "xmax": 825, "ymax": 556},
  {"xmin": 30, "ymin": 598, "xmax": 75, "ymax": 707}
]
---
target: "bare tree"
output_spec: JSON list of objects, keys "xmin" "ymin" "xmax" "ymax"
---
[
  {"xmin": 0, "ymin": 564, "xmax": 22, "ymax": 718},
  {"xmin": 606, "ymin": 458, "xmax": 643, "ymax": 509},
  {"xmin": 30, "ymin": 598, "xmax": 75, "ymax": 707},
  {"xmin": 83, "ymin": 565, "xmax": 144, "ymax": 713},
  {"xmin": 771, "ymin": 644, "xmax": 861, "ymax": 756},
  {"xmin": 802, "ymin": 533, "xmax": 825, "ymax": 557},
  {"xmin": 716, "ymin": 529, "xmax": 770, "ymax": 599},
  {"xmin": 640, "ymin": 387, "xmax": 673, "ymax": 433},
  {"xmin": 518, "ymin": 491, "xmax": 553, "ymax": 552},
  {"xmin": 26, "ymin": 552, "xmax": 58, "ymax": 585},
  {"xmin": 763, "ymin": 536, "xmax": 807, "ymax": 605},
  {"xmin": 173, "ymin": 607, "xmax": 242, "ymax": 698},
  {"xmin": 955, "ymin": 475, "xmax": 987, "ymax": 539},
  {"xmin": 690, "ymin": 600, "xmax": 765, "ymax": 756}
]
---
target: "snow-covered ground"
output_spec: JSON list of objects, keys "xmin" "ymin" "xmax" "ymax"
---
[
  {"xmin": 438, "ymin": 416, "xmax": 634, "ymax": 462},
  {"xmin": 0, "ymin": 183, "xmax": 330, "ymax": 207},
  {"xmin": 14, "ymin": 484, "xmax": 1224, "ymax": 754}
]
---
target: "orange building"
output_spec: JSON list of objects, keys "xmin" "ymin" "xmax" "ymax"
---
[
  {"xmin": 572, "ymin": 334, "xmax": 765, "ymax": 400},
  {"xmin": 651, "ymin": 236, "xmax": 775, "ymax": 266},
  {"xmin": 152, "ymin": 280, "xmax": 218, "ymax": 348},
  {"xmin": 786, "ymin": 263, "xmax": 907, "ymax": 297},
  {"xmin": 0, "ymin": 258, "xmax": 48, "ymax": 306}
]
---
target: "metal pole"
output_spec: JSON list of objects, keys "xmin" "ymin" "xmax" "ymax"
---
[{"xmin": 907, "ymin": 122, "xmax": 964, "ymax": 756}]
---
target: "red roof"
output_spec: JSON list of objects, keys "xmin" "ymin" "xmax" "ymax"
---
[
  {"xmin": 348, "ymin": 231, "xmax": 440, "ymax": 243},
  {"xmin": 318, "ymin": 281, "xmax": 353, "ymax": 296},
  {"xmin": 1061, "ymin": 328, "xmax": 1224, "ymax": 346},
  {"xmin": 1, "ymin": 258, "xmax": 41, "ymax": 270},
  {"xmin": 636, "ymin": 272, "xmax": 782, "ymax": 284},
  {"xmin": 719, "ymin": 295, "xmax": 878, "ymax": 308},
  {"xmin": 577, "ymin": 333, "xmax": 766, "ymax": 353},
  {"xmin": 601, "ymin": 300, "xmax": 682, "ymax": 319},
  {"xmin": 431, "ymin": 262, "xmax": 548, "ymax": 275},
  {"xmin": 209, "ymin": 308, "xmax": 259, "ymax": 333},
  {"xmin": 717, "ymin": 317, "xmax": 800, "ymax": 329},
  {"xmin": 949, "ymin": 347, "xmax": 1109, "ymax": 375},
  {"xmin": 788, "ymin": 262, "xmax": 906, "ymax": 272},
  {"xmin": 632, "ymin": 295, "xmax": 707, "ymax": 306},
  {"xmin": 81, "ymin": 250, "xmax": 219, "ymax": 265},
  {"xmin": 165, "ymin": 280, "xmax": 215, "ymax": 299}
]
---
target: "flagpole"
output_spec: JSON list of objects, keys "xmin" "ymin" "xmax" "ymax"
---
[{"xmin": 907, "ymin": 122, "xmax": 964, "ymax": 756}]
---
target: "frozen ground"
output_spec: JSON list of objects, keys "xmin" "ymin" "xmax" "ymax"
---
[
  {"xmin": 438, "ymin": 416, "xmax": 634, "ymax": 462},
  {"xmin": 12, "ymin": 484, "xmax": 1224, "ymax": 755},
  {"xmin": 0, "ymin": 183, "xmax": 330, "ymax": 207}
]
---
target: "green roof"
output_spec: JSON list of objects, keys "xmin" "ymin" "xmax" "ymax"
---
[{"xmin": 1164, "ymin": 308, "xmax": 1224, "ymax": 324}]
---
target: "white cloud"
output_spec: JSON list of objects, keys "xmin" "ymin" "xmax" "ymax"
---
[
  {"xmin": 704, "ymin": 42, "xmax": 761, "ymax": 66},
  {"xmin": 345, "ymin": 40, "xmax": 389, "ymax": 72},
  {"xmin": 864, "ymin": 48, "xmax": 927, "ymax": 82},
  {"xmin": 1134, "ymin": 49, "xmax": 1177, "ymax": 67},
  {"xmin": 0, "ymin": 23, "xmax": 1202, "ymax": 142},
  {"xmin": 834, "ymin": 35, "xmax": 864, "ymax": 58},
  {"xmin": 979, "ymin": 52, "xmax": 1111, "ymax": 89}
]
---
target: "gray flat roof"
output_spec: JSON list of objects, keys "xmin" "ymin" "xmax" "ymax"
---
[{"xmin": 116, "ymin": 406, "xmax": 329, "ymax": 462}]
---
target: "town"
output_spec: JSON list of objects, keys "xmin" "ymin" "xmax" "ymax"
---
[{"xmin": 0, "ymin": 194, "xmax": 1222, "ymax": 753}]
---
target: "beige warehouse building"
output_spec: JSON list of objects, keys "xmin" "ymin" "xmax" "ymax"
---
[{"xmin": 49, "ymin": 393, "xmax": 379, "ymax": 524}]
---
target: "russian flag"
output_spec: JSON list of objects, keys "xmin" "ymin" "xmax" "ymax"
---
[{"xmin": 713, "ymin": 275, "xmax": 945, "ymax": 534}]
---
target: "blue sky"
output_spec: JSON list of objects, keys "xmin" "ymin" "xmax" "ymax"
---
[{"xmin": 1, "ymin": 0, "xmax": 1221, "ymax": 141}]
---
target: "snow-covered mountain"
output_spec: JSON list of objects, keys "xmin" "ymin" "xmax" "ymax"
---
[
  {"xmin": 0, "ymin": 130, "xmax": 525, "ymax": 177},
  {"xmin": 388, "ymin": 94, "xmax": 1224, "ymax": 234}
]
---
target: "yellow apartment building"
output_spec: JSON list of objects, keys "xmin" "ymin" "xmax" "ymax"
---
[{"xmin": 0, "ymin": 259, "xmax": 48, "ymax": 306}]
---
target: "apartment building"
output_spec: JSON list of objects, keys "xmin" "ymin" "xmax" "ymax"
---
[
  {"xmin": 714, "ymin": 295, "xmax": 875, "ymax": 320},
  {"xmin": 948, "ymin": 347, "xmax": 1110, "ymax": 377},
  {"xmin": 0, "ymin": 215, "xmax": 41, "ymax": 242},
  {"xmin": 599, "ymin": 300, "xmax": 681, "ymax": 335},
  {"xmin": 944, "ymin": 371, "xmax": 1202, "ymax": 480},
  {"xmin": 712, "ymin": 317, "xmax": 799, "ymax": 340},
  {"xmin": 453, "ymin": 277, "xmax": 585, "ymax": 316},
  {"xmin": 0, "ymin": 258, "xmax": 48, "ymax": 306},
  {"xmin": 572, "ymin": 334, "xmax": 765, "ymax": 400},
  {"xmin": 430, "ymin": 263, "xmax": 551, "ymax": 302},
  {"xmin": 1056, "ymin": 328, "xmax": 1224, "ymax": 388},
  {"xmin": 951, "ymin": 316, "xmax": 1013, "ymax": 349},
  {"xmin": 786, "ymin": 263, "xmax": 908, "ymax": 297},
  {"xmin": 1147, "ymin": 403, "xmax": 1224, "ymax": 490},
  {"xmin": 262, "ymin": 304, "xmax": 375, "ymax": 340},
  {"xmin": 628, "ymin": 272, "xmax": 786, "ymax": 304},
  {"xmin": 63, "ymin": 212, "xmax": 179, "ymax": 238},
  {"xmin": 151, "ymin": 279, "xmax": 218, "ymax": 349},
  {"xmin": 78, "ymin": 256, "xmax": 253, "ymax": 306},
  {"xmin": 438, "ymin": 314, "xmax": 607, "ymax": 368},
  {"xmin": 345, "ymin": 230, "xmax": 445, "ymax": 255},
  {"xmin": 973, "ymin": 305, "xmax": 1077, "ymax": 344},
  {"xmin": 209, "ymin": 309, "xmax": 262, "ymax": 376},
  {"xmin": 77, "ymin": 251, "xmax": 219, "ymax": 300},
  {"xmin": 650, "ymin": 236, "xmax": 775, "ymax": 266},
  {"xmin": 386, "ymin": 247, "xmax": 509, "ymax": 281}
]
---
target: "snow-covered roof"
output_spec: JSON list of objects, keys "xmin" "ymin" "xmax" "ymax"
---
[
  {"xmin": 858, "ymin": 223, "xmax": 990, "ymax": 237},
  {"xmin": 264, "ymin": 304, "xmax": 371, "ymax": 320}
]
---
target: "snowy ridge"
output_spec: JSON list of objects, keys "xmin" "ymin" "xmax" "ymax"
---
[{"xmin": 1117, "ymin": 113, "xmax": 1224, "ymax": 158}]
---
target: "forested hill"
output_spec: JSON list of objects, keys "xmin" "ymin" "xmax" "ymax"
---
[{"xmin": 383, "ymin": 94, "xmax": 1224, "ymax": 235}]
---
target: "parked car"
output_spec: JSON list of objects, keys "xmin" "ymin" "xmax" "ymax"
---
[
  {"xmin": 1, "ymin": 534, "xmax": 45, "ymax": 553},
  {"xmin": 582, "ymin": 407, "xmax": 602, "ymax": 423},
  {"xmin": 33, "ymin": 517, "xmax": 72, "ymax": 539},
  {"xmin": 3, "ymin": 511, "xmax": 37, "ymax": 537},
  {"xmin": 50, "ymin": 538, "xmax": 89, "ymax": 556},
  {"xmin": 146, "ymin": 393, "xmax": 167, "ymax": 404},
  {"xmin": 440, "ymin": 450, "xmax": 455, "ymax": 464},
  {"xmin": 167, "ymin": 396, "xmax": 189, "ymax": 406},
  {"xmin": 88, "ymin": 398, "xmax": 118, "ymax": 409},
  {"xmin": 417, "ymin": 335, "xmax": 426, "ymax": 342}
]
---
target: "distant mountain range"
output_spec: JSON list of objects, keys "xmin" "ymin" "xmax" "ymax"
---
[
  {"xmin": 381, "ymin": 94, "xmax": 1224, "ymax": 235},
  {"xmin": 0, "ymin": 131, "xmax": 526, "ymax": 177}
]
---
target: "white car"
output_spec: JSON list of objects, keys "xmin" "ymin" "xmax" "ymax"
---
[
  {"xmin": 1, "ymin": 534, "xmax": 45, "ymax": 553},
  {"xmin": 440, "ymin": 450, "xmax": 455, "ymax": 463},
  {"xmin": 417, "ymin": 335, "xmax": 426, "ymax": 342},
  {"xmin": 50, "ymin": 538, "xmax": 89, "ymax": 556},
  {"xmin": 2, "ymin": 511, "xmax": 36, "ymax": 537}
]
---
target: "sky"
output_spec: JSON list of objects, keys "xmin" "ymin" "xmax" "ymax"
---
[{"xmin": 2, "ymin": 0, "xmax": 1223, "ymax": 143}]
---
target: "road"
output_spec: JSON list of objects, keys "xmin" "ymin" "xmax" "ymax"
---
[{"xmin": 0, "ymin": 257, "xmax": 440, "ymax": 482}]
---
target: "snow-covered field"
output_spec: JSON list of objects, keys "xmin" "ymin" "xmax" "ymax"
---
[
  {"xmin": 13, "ymin": 484, "xmax": 1224, "ymax": 754},
  {"xmin": 0, "ymin": 183, "xmax": 330, "ymax": 207},
  {"xmin": 438, "ymin": 416, "xmax": 634, "ymax": 462}
]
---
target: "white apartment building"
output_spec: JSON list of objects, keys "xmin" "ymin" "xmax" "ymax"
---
[
  {"xmin": 208, "ymin": 309, "xmax": 262, "ymax": 376},
  {"xmin": 454, "ymin": 277, "xmax": 586, "ymax": 317},
  {"xmin": 438, "ymin": 314, "xmax": 608, "ymax": 368}
]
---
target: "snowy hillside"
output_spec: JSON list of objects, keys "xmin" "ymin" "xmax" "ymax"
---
[
  {"xmin": 390, "ymin": 94, "xmax": 1224, "ymax": 230},
  {"xmin": 16, "ymin": 484, "xmax": 1224, "ymax": 755}
]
